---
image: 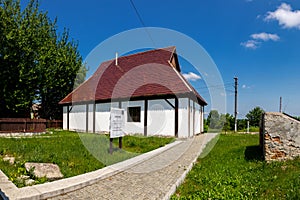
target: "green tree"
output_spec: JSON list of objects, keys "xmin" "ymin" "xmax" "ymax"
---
[
  {"xmin": 207, "ymin": 111, "xmax": 235, "ymax": 131},
  {"xmin": 246, "ymin": 106, "xmax": 264, "ymax": 127},
  {"xmin": 207, "ymin": 110, "xmax": 220, "ymax": 129},
  {"xmin": 237, "ymin": 119, "xmax": 247, "ymax": 131},
  {"xmin": 221, "ymin": 113, "xmax": 234, "ymax": 132},
  {"xmin": 0, "ymin": 0, "xmax": 86, "ymax": 119}
]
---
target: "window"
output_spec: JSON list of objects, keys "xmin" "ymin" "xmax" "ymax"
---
[{"xmin": 127, "ymin": 107, "xmax": 141, "ymax": 122}]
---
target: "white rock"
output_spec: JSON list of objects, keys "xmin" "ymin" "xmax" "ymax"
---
[
  {"xmin": 25, "ymin": 179, "xmax": 35, "ymax": 186},
  {"xmin": 24, "ymin": 162, "xmax": 63, "ymax": 180},
  {"xmin": 3, "ymin": 156, "xmax": 15, "ymax": 165}
]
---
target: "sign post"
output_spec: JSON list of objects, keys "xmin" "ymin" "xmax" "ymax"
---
[{"xmin": 109, "ymin": 108, "xmax": 125, "ymax": 154}]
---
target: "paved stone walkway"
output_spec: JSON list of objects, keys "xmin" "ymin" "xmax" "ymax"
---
[{"xmin": 49, "ymin": 133, "xmax": 218, "ymax": 200}]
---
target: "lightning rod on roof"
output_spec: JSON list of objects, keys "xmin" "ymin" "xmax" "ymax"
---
[{"xmin": 115, "ymin": 52, "xmax": 118, "ymax": 66}]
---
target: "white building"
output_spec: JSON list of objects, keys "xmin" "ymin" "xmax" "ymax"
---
[{"xmin": 59, "ymin": 47, "xmax": 207, "ymax": 138}]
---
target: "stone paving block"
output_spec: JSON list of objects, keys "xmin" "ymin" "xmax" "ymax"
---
[{"xmin": 1, "ymin": 133, "xmax": 217, "ymax": 200}]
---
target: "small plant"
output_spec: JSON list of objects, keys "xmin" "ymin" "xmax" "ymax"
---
[
  {"xmin": 27, "ymin": 166, "xmax": 35, "ymax": 179},
  {"xmin": 0, "ymin": 130, "xmax": 173, "ymax": 187},
  {"xmin": 172, "ymin": 134, "xmax": 300, "ymax": 199}
]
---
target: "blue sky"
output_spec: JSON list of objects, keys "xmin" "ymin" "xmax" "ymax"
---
[{"xmin": 21, "ymin": 0, "xmax": 300, "ymax": 118}]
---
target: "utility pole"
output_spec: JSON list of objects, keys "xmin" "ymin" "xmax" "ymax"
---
[
  {"xmin": 234, "ymin": 77, "xmax": 238, "ymax": 132},
  {"xmin": 279, "ymin": 96, "xmax": 282, "ymax": 113}
]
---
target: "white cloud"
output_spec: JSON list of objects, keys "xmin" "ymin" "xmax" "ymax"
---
[
  {"xmin": 242, "ymin": 84, "xmax": 251, "ymax": 89},
  {"xmin": 240, "ymin": 40, "xmax": 260, "ymax": 49},
  {"xmin": 220, "ymin": 92, "xmax": 226, "ymax": 97},
  {"xmin": 241, "ymin": 32, "xmax": 280, "ymax": 49},
  {"xmin": 251, "ymin": 32, "xmax": 280, "ymax": 41},
  {"xmin": 182, "ymin": 72, "xmax": 201, "ymax": 81},
  {"xmin": 265, "ymin": 3, "xmax": 300, "ymax": 29}
]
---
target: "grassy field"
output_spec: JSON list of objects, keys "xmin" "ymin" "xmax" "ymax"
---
[
  {"xmin": 172, "ymin": 134, "xmax": 300, "ymax": 200},
  {"xmin": 0, "ymin": 130, "xmax": 174, "ymax": 187}
]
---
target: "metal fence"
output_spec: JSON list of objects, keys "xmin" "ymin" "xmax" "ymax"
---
[{"xmin": 0, "ymin": 118, "xmax": 62, "ymax": 133}]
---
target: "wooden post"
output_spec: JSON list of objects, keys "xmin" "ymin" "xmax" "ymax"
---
[
  {"xmin": 118, "ymin": 101, "xmax": 123, "ymax": 148},
  {"xmin": 119, "ymin": 137, "xmax": 122, "ymax": 149},
  {"xmin": 86, "ymin": 104, "xmax": 89, "ymax": 133},
  {"xmin": 175, "ymin": 97, "xmax": 178, "ymax": 137},
  {"xmin": 188, "ymin": 99, "xmax": 190, "ymax": 137},
  {"xmin": 144, "ymin": 99, "xmax": 148, "ymax": 136},
  {"xmin": 110, "ymin": 138, "xmax": 113, "ymax": 154},
  {"xmin": 193, "ymin": 101, "xmax": 195, "ymax": 136},
  {"xmin": 93, "ymin": 103, "xmax": 96, "ymax": 133}
]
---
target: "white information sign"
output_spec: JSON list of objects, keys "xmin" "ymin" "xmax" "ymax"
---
[{"xmin": 110, "ymin": 108, "xmax": 125, "ymax": 138}]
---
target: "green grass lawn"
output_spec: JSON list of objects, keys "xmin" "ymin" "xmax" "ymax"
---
[
  {"xmin": 172, "ymin": 134, "xmax": 300, "ymax": 200},
  {"xmin": 0, "ymin": 130, "xmax": 174, "ymax": 187}
]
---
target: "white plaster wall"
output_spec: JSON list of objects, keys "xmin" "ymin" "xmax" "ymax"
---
[
  {"xmin": 88, "ymin": 104, "xmax": 94, "ymax": 132},
  {"xmin": 147, "ymin": 99, "xmax": 174, "ymax": 137},
  {"xmin": 69, "ymin": 104, "xmax": 86, "ymax": 131},
  {"xmin": 63, "ymin": 98, "xmax": 201, "ymax": 137},
  {"xmin": 95, "ymin": 112, "xmax": 110, "ymax": 132},
  {"xmin": 178, "ymin": 98, "xmax": 189, "ymax": 138},
  {"xmin": 95, "ymin": 102, "xmax": 118, "ymax": 132},
  {"xmin": 189, "ymin": 99, "xmax": 194, "ymax": 137},
  {"xmin": 63, "ymin": 106, "xmax": 68, "ymax": 130},
  {"xmin": 122, "ymin": 100, "xmax": 144, "ymax": 134},
  {"xmin": 201, "ymin": 106, "xmax": 204, "ymax": 133},
  {"xmin": 194, "ymin": 103, "xmax": 201, "ymax": 134}
]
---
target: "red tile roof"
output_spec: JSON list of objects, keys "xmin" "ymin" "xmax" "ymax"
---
[{"xmin": 59, "ymin": 46, "xmax": 207, "ymax": 105}]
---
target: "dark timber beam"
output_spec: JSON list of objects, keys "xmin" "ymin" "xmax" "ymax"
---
[
  {"xmin": 188, "ymin": 99, "xmax": 190, "ymax": 137},
  {"xmin": 164, "ymin": 99, "xmax": 175, "ymax": 109},
  {"xmin": 93, "ymin": 103, "xmax": 96, "ymax": 133},
  {"xmin": 144, "ymin": 99, "xmax": 148, "ymax": 136},
  {"xmin": 86, "ymin": 104, "xmax": 89, "ymax": 133},
  {"xmin": 193, "ymin": 101, "xmax": 195, "ymax": 136},
  {"xmin": 175, "ymin": 97, "xmax": 178, "ymax": 138}
]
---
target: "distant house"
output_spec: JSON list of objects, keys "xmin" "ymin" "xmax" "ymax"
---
[{"xmin": 59, "ymin": 46, "xmax": 207, "ymax": 138}]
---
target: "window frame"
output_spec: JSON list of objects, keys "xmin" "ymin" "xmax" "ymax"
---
[{"xmin": 127, "ymin": 106, "xmax": 141, "ymax": 122}]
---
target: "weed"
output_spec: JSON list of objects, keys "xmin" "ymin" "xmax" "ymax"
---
[
  {"xmin": 0, "ymin": 130, "xmax": 173, "ymax": 187},
  {"xmin": 171, "ymin": 134, "xmax": 300, "ymax": 199}
]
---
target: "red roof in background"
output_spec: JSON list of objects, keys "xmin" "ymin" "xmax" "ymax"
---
[{"xmin": 59, "ymin": 46, "xmax": 207, "ymax": 105}]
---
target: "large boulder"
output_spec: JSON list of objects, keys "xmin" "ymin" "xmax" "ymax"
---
[{"xmin": 24, "ymin": 162, "xmax": 63, "ymax": 180}]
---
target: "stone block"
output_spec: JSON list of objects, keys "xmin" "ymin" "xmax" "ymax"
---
[
  {"xmin": 25, "ymin": 162, "xmax": 63, "ymax": 180},
  {"xmin": 3, "ymin": 156, "xmax": 15, "ymax": 165},
  {"xmin": 260, "ymin": 112, "xmax": 300, "ymax": 161}
]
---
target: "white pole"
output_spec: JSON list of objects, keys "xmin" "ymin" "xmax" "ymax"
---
[
  {"xmin": 115, "ymin": 52, "xmax": 118, "ymax": 66},
  {"xmin": 247, "ymin": 120, "xmax": 249, "ymax": 133}
]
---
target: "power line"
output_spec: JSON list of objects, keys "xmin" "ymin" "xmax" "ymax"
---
[
  {"xmin": 129, "ymin": 0, "xmax": 156, "ymax": 47},
  {"xmin": 225, "ymin": 89, "xmax": 235, "ymax": 93},
  {"xmin": 194, "ymin": 83, "xmax": 234, "ymax": 90},
  {"xmin": 129, "ymin": 0, "xmax": 146, "ymax": 27}
]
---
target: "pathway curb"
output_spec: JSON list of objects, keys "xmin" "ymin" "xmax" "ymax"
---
[
  {"xmin": 163, "ymin": 133, "xmax": 219, "ymax": 200},
  {"xmin": 0, "ymin": 140, "xmax": 182, "ymax": 200}
]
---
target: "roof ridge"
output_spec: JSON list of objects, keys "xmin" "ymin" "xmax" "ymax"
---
[
  {"xmin": 92, "ymin": 46, "xmax": 177, "ymax": 68},
  {"xmin": 103, "ymin": 46, "xmax": 176, "ymax": 63}
]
